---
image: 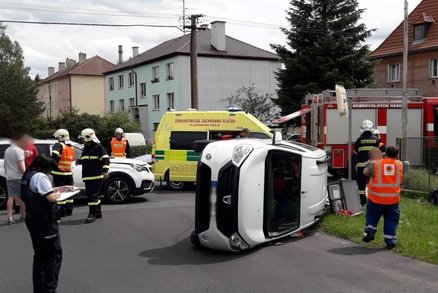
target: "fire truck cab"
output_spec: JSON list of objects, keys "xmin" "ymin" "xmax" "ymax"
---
[{"xmin": 299, "ymin": 88, "xmax": 438, "ymax": 177}]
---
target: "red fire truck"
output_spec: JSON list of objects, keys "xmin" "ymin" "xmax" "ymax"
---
[{"xmin": 275, "ymin": 88, "xmax": 438, "ymax": 177}]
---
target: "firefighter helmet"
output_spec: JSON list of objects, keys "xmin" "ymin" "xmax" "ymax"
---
[
  {"xmin": 114, "ymin": 127, "xmax": 124, "ymax": 134},
  {"xmin": 360, "ymin": 120, "xmax": 374, "ymax": 133},
  {"xmin": 53, "ymin": 129, "xmax": 70, "ymax": 141},
  {"xmin": 78, "ymin": 128, "xmax": 100, "ymax": 143},
  {"xmin": 373, "ymin": 128, "xmax": 381, "ymax": 139}
]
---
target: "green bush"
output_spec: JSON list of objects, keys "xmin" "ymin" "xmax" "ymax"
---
[
  {"xmin": 30, "ymin": 109, "xmax": 141, "ymax": 148},
  {"xmin": 403, "ymin": 168, "xmax": 438, "ymax": 193},
  {"xmin": 130, "ymin": 144, "xmax": 152, "ymax": 157}
]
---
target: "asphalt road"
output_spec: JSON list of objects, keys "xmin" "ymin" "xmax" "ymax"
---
[{"xmin": 1, "ymin": 187, "xmax": 437, "ymax": 293}]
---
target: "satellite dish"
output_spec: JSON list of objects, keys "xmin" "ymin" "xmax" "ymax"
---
[{"xmin": 335, "ymin": 84, "xmax": 349, "ymax": 117}]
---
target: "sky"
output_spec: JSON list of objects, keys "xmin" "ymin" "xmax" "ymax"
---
[{"xmin": 0, "ymin": 0, "xmax": 423, "ymax": 78}]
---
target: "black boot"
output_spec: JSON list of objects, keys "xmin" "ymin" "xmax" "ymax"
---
[
  {"xmin": 84, "ymin": 206, "xmax": 96, "ymax": 224},
  {"xmin": 95, "ymin": 204, "xmax": 102, "ymax": 219},
  {"xmin": 66, "ymin": 202, "xmax": 73, "ymax": 216}
]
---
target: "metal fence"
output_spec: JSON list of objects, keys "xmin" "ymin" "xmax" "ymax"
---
[{"xmin": 397, "ymin": 137, "xmax": 438, "ymax": 193}]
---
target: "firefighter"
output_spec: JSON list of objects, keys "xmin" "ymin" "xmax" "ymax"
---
[
  {"xmin": 354, "ymin": 120, "xmax": 380, "ymax": 206},
  {"xmin": 77, "ymin": 128, "xmax": 110, "ymax": 224},
  {"xmin": 51, "ymin": 129, "xmax": 75, "ymax": 217},
  {"xmin": 373, "ymin": 129, "xmax": 386, "ymax": 153},
  {"xmin": 362, "ymin": 145, "xmax": 404, "ymax": 250},
  {"xmin": 111, "ymin": 127, "xmax": 131, "ymax": 158}
]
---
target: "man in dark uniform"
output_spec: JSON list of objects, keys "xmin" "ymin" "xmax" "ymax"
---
[
  {"xmin": 51, "ymin": 129, "xmax": 75, "ymax": 217},
  {"xmin": 77, "ymin": 128, "xmax": 110, "ymax": 224},
  {"xmin": 354, "ymin": 120, "xmax": 380, "ymax": 206}
]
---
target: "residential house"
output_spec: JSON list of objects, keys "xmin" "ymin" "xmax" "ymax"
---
[
  {"xmin": 104, "ymin": 21, "xmax": 281, "ymax": 139},
  {"xmin": 368, "ymin": 0, "xmax": 438, "ymax": 96},
  {"xmin": 37, "ymin": 53, "xmax": 115, "ymax": 117}
]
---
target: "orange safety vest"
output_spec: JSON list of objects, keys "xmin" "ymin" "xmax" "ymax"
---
[
  {"xmin": 368, "ymin": 158, "xmax": 403, "ymax": 205},
  {"xmin": 54, "ymin": 143, "xmax": 75, "ymax": 175},
  {"xmin": 111, "ymin": 137, "xmax": 127, "ymax": 158}
]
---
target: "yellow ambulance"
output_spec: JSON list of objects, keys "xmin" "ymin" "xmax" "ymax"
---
[{"xmin": 152, "ymin": 110, "xmax": 272, "ymax": 190}]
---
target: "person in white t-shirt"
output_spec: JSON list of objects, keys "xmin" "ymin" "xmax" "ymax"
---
[{"xmin": 4, "ymin": 133, "xmax": 26, "ymax": 224}]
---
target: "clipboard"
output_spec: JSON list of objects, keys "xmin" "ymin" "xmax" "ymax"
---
[{"xmin": 57, "ymin": 189, "xmax": 80, "ymax": 202}]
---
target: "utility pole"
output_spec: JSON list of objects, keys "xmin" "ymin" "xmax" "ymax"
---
[
  {"xmin": 402, "ymin": 0, "xmax": 409, "ymax": 160},
  {"xmin": 184, "ymin": 14, "xmax": 204, "ymax": 109},
  {"xmin": 182, "ymin": 0, "xmax": 186, "ymax": 35}
]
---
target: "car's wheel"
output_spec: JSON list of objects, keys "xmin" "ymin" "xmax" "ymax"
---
[
  {"xmin": 165, "ymin": 171, "xmax": 186, "ymax": 191},
  {"xmin": 191, "ymin": 231, "xmax": 201, "ymax": 247},
  {"xmin": 0, "ymin": 180, "xmax": 7, "ymax": 209},
  {"xmin": 102, "ymin": 176, "xmax": 133, "ymax": 204}
]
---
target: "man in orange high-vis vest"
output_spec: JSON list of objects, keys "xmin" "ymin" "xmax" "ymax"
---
[
  {"xmin": 52, "ymin": 129, "xmax": 75, "ymax": 217},
  {"xmin": 362, "ymin": 145, "xmax": 403, "ymax": 250},
  {"xmin": 111, "ymin": 128, "xmax": 131, "ymax": 158}
]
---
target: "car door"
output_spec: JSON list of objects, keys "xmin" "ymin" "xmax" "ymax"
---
[{"xmin": 71, "ymin": 145, "xmax": 84, "ymax": 188}]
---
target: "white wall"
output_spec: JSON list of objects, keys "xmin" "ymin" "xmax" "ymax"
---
[{"xmin": 178, "ymin": 55, "xmax": 280, "ymax": 111}]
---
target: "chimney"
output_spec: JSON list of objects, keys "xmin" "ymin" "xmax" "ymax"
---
[
  {"xmin": 132, "ymin": 46, "xmax": 139, "ymax": 58},
  {"xmin": 48, "ymin": 67, "xmax": 55, "ymax": 76},
  {"xmin": 66, "ymin": 58, "xmax": 76, "ymax": 68},
  {"xmin": 58, "ymin": 62, "xmax": 66, "ymax": 71},
  {"xmin": 118, "ymin": 45, "xmax": 123, "ymax": 64},
  {"xmin": 211, "ymin": 21, "xmax": 226, "ymax": 51},
  {"xmin": 78, "ymin": 52, "xmax": 87, "ymax": 63}
]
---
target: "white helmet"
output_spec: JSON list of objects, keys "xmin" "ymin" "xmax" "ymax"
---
[
  {"xmin": 373, "ymin": 129, "xmax": 381, "ymax": 138},
  {"xmin": 53, "ymin": 129, "xmax": 70, "ymax": 141},
  {"xmin": 78, "ymin": 128, "xmax": 100, "ymax": 143},
  {"xmin": 114, "ymin": 127, "xmax": 124, "ymax": 134},
  {"xmin": 360, "ymin": 120, "xmax": 374, "ymax": 133}
]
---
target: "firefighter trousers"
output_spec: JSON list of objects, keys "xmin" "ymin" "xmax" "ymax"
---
[
  {"xmin": 25, "ymin": 215, "xmax": 62, "ymax": 293},
  {"xmin": 364, "ymin": 200, "xmax": 400, "ymax": 246},
  {"xmin": 85, "ymin": 179, "xmax": 103, "ymax": 218},
  {"xmin": 53, "ymin": 175, "xmax": 74, "ymax": 216},
  {"xmin": 355, "ymin": 167, "xmax": 368, "ymax": 205}
]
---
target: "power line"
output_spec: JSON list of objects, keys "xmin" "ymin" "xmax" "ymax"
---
[{"xmin": 0, "ymin": 20, "xmax": 182, "ymax": 30}]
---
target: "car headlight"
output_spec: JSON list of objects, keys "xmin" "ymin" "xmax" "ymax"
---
[
  {"xmin": 229, "ymin": 233, "xmax": 250, "ymax": 250},
  {"xmin": 232, "ymin": 145, "xmax": 253, "ymax": 167},
  {"xmin": 131, "ymin": 164, "xmax": 149, "ymax": 173}
]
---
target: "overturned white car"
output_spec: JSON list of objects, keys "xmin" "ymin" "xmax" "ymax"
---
[{"xmin": 191, "ymin": 133, "xmax": 329, "ymax": 251}]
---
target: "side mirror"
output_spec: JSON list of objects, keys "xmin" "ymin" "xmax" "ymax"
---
[{"xmin": 272, "ymin": 131, "xmax": 283, "ymax": 145}]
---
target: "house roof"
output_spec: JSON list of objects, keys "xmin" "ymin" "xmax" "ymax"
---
[
  {"xmin": 104, "ymin": 29, "xmax": 279, "ymax": 74},
  {"xmin": 368, "ymin": 0, "xmax": 438, "ymax": 59},
  {"xmin": 40, "ymin": 56, "xmax": 115, "ymax": 83}
]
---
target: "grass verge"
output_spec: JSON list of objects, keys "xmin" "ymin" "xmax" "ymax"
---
[{"xmin": 320, "ymin": 197, "xmax": 438, "ymax": 264}]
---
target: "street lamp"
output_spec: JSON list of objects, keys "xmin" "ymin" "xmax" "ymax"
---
[{"xmin": 401, "ymin": 0, "xmax": 408, "ymax": 160}]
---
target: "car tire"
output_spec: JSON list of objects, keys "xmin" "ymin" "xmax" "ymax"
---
[
  {"xmin": 191, "ymin": 231, "xmax": 202, "ymax": 247},
  {"xmin": 0, "ymin": 179, "xmax": 7, "ymax": 210},
  {"xmin": 102, "ymin": 176, "xmax": 133, "ymax": 204},
  {"xmin": 165, "ymin": 173, "xmax": 186, "ymax": 191}
]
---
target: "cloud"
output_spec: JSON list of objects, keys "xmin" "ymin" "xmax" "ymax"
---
[{"xmin": 0, "ymin": 0, "xmax": 423, "ymax": 78}]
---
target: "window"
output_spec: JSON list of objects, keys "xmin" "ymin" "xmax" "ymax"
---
[
  {"xmin": 129, "ymin": 97, "xmax": 135, "ymax": 107},
  {"xmin": 430, "ymin": 59, "xmax": 438, "ymax": 78},
  {"xmin": 167, "ymin": 92, "xmax": 175, "ymax": 109},
  {"xmin": 170, "ymin": 131, "xmax": 208, "ymax": 150},
  {"xmin": 153, "ymin": 122, "xmax": 160, "ymax": 131},
  {"xmin": 414, "ymin": 25, "xmax": 426, "ymax": 41},
  {"xmin": 109, "ymin": 100, "xmax": 115, "ymax": 113},
  {"xmin": 388, "ymin": 64, "xmax": 400, "ymax": 82},
  {"xmin": 153, "ymin": 94, "xmax": 160, "ymax": 110},
  {"xmin": 265, "ymin": 151, "xmax": 301, "ymax": 237},
  {"xmin": 118, "ymin": 74, "xmax": 124, "ymax": 89},
  {"xmin": 109, "ymin": 77, "xmax": 114, "ymax": 91},
  {"xmin": 140, "ymin": 82, "xmax": 147, "ymax": 98},
  {"xmin": 0, "ymin": 144, "xmax": 10, "ymax": 159},
  {"xmin": 119, "ymin": 99, "xmax": 125, "ymax": 112},
  {"xmin": 152, "ymin": 66, "xmax": 160, "ymax": 83},
  {"xmin": 128, "ymin": 72, "xmax": 135, "ymax": 87},
  {"xmin": 166, "ymin": 62, "xmax": 174, "ymax": 80}
]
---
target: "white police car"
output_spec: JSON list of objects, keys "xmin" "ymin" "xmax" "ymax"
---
[
  {"xmin": 191, "ymin": 133, "xmax": 328, "ymax": 251},
  {"xmin": 0, "ymin": 139, "xmax": 155, "ymax": 208}
]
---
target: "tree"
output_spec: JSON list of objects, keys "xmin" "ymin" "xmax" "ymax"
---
[
  {"xmin": 0, "ymin": 25, "xmax": 43, "ymax": 137},
  {"xmin": 272, "ymin": 0, "xmax": 375, "ymax": 113},
  {"xmin": 223, "ymin": 85, "xmax": 279, "ymax": 123}
]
